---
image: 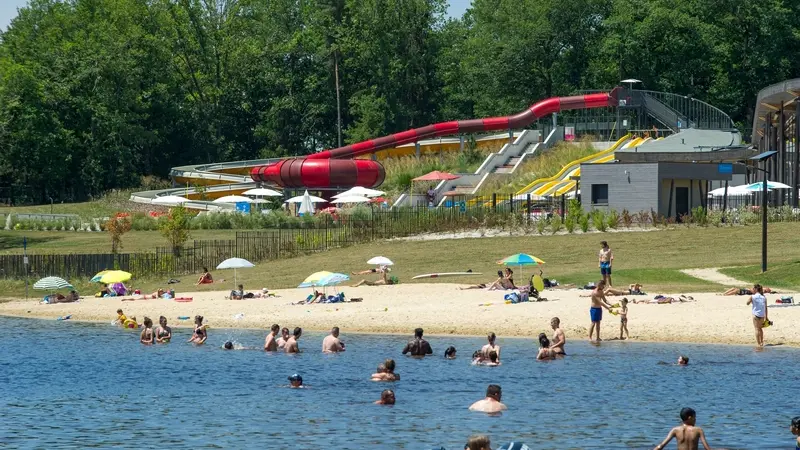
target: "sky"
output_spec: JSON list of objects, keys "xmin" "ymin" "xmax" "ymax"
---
[{"xmin": 0, "ymin": 0, "xmax": 472, "ymax": 31}]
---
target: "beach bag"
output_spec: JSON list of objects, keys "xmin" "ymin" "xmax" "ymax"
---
[{"xmin": 504, "ymin": 292, "xmax": 520, "ymax": 304}]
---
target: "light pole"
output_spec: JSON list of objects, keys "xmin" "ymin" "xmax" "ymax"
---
[{"xmin": 744, "ymin": 151, "xmax": 777, "ymax": 273}]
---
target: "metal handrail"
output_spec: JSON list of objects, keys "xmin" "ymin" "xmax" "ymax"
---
[{"xmin": 635, "ymin": 90, "xmax": 735, "ymax": 130}]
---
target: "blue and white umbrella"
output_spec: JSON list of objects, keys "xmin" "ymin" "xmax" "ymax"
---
[
  {"xmin": 33, "ymin": 276, "xmax": 73, "ymax": 291},
  {"xmin": 298, "ymin": 271, "xmax": 350, "ymax": 288},
  {"xmin": 742, "ymin": 181, "xmax": 792, "ymax": 191}
]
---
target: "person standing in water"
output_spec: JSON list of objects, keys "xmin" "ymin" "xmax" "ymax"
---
[
  {"xmin": 276, "ymin": 327, "xmax": 290, "ymax": 349},
  {"xmin": 322, "ymin": 326, "xmax": 345, "ymax": 353},
  {"xmin": 155, "ymin": 316, "xmax": 172, "ymax": 343},
  {"xmin": 188, "ymin": 315, "xmax": 207, "ymax": 345},
  {"xmin": 549, "ymin": 317, "xmax": 566, "ymax": 355},
  {"xmin": 468, "ymin": 384, "xmax": 507, "ymax": 413},
  {"xmin": 402, "ymin": 328, "xmax": 433, "ymax": 356},
  {"xmin": 140, "ymin": 317, "xmax": 154, "ymax": 345},
  {"xmin": 264, "ymin": 324, "xmax": 280, "ymax": 351},
  {"xmin": 746, "ymin": 284, "xmax": 769, "ymax": 347},
  {"xmin": 654, "ymin": 407, "xmax": 712, "ymax": 450},
  {"xmin": 285, "ymin": 327, "xmax": 302, "ymax": 353},
  {"xmin": 375, "ymin": 389, "xmax": 396, "ymax": 405},
  {"xmin": 481, "ymin": 332, "xmax": 500, "ymax": 362},
  {"xmin": 598, "ymin": 241, "xmax": 614, "ymax": 287},
  {"xmin": 589, "ymin": 280, "xmax": 614, "ymax": 342}
]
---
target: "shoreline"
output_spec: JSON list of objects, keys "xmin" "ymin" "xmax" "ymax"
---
[{"xmin": 3, "ymin": 283, "xmax": 799, "ymax": 347}]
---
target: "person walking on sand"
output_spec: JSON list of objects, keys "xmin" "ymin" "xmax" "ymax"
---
[
  {"xmin": 549, "ymin": 317, "xmax": 566, "ymax": 355},
  {"xmin": 402, "ymin": 328, "xmax": 433, "ymax": 356},
  {"xmin": 599, "ymin": 241, "xmax": 614, "ymax": 287},
  {"xmin": 746, "ymin": 284, "xmax": 769, "ymax": 347},
  {"xmin": 264, "ymin": 324, "xmax": 280, "ymax": 351},
  {"xmin": 589, "ymin": 280, "xmax": 614, "ymax": 342},
  {"xmin": 654, "ymin": 407, "xmax": 712, "ymax": 450},
  {"xmin": 469, "ymin": 384, "xmax": 507, "ymax": 413},
  {"xmin": 285, "ymin": 327, "xmax": 302, "ymax": 353},
  {"xmin": 322, "ymin": 326, "xmax": 345, "ymax": 353}
]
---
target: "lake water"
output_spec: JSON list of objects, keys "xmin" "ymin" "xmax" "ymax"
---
[{"xmin": 0, "ymin": 317, "xmax": 797, "ymax": 449}]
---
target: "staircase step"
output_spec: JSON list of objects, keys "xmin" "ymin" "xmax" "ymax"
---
[
  {"xmin": 493, "ymin": 167, "xmax": 514, "ymax": 174},
  {"xmin": 508, "ymin": 157, "xmax": 521, "ymax": 164},
  {"xmin": 452, "ymin": 186, "xmax": 476, "ymax": 194}
]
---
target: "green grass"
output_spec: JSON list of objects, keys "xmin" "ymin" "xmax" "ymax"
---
[
  {"xmin": 0, "ymin": 230, "xmax": 242, "ymax": 254},
  {"xmin": 719, "ymin": 261, "xmax": 800, "ymax": 291},
  {"xmin": 0, "ymin": 189, "xmax": 146, "ymax": 220},
  {"xmin": 4, "ymin": 222, "xmax": 800, "ymax": 298},
  {"xmin": 382, "ymin": 150, "xmax": 489, "ymax": 196}
]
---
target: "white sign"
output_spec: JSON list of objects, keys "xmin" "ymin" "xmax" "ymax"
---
[{"xmin": 23, "ymin": 257, "xmax": 29, "ymax": 265}]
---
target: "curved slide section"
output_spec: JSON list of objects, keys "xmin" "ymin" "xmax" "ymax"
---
[
  {"xmin": 515, "ymin": 134, "xmax": 635, "ymax": 198},
  {"xmin": 252, "ymin": 88, "xmax": 621, "ymax": 188}
]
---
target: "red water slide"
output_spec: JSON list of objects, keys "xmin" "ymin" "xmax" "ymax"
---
[{"xmin": 251, "ymin": 88, "xmax": 620, "ymax": 188}]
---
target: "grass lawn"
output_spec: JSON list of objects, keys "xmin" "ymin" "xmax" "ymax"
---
[
  {"xmin": 719, "ymin": 261, "xmax": 800, "ymax": 291},
  {"xmin": 0, "ymin": 190, "xmax": 137, "ymax": 219},
  {"xmin": 3, "ymin": 222, "xmax": 800, "ymax": 299}
]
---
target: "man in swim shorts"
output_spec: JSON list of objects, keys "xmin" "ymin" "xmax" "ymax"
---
[
  {"xmin": 264, "ymin": 324, "xmax": 280, "ymax": 351},
  {"xmin": 598, "ymin": 241, "xmax": 613, "ymax": 287},
  {"xmin": 469, "ymin": 384, "xmax": 507, "ymax": 413},
  {"xmin": 402, "ymin": 327, "xmax": 433, "ymax": 356},
  {"xmin": 549, "ymin": 317, "xmax": 566, "ymax": 355},
  {"xmin": 589, "ymin": 280, "xmax": 614, "ymax": 342},
  {"xmin": 276, "ymin": 327, "xmax": 290, "ymax": 349},
  {"xmin": 322, "ymin": 326, "xmax": 345, "ymax": 353},
  {"xmin": 285, "ymin": 327, "xmax": 302, "ymax": 353}
]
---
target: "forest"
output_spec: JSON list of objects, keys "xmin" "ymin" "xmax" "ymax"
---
[{"xmin": 1, "ymin": 0, "xmax": 799, "ymax": 204}]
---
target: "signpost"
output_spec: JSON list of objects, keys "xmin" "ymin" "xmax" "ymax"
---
[{"xmin": 23, "ymin": 236, "xmax": 28, "ymax": 299}]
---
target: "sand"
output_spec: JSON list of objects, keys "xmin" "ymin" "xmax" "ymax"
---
[{"xmin": 3, "ymin": 283, "xmax": 799, "ymax": 346}]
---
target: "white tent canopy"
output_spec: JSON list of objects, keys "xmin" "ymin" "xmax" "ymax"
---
[
  {"xmin": 332, "ymin": 195, "xmax": 371, "ymax": 204},
  {"xmin": 213, "ymin": 195, "xmax": 255, "ymax": 203},
  {"xmin": 333, "ymin": 186, "xmax": 385, "ymax": 198},
  {"xmin": 242, "ymin": 187, "xmax": 283, "ymax": 197},
  {"xmin": 285, "ymin": 193, "xmax": 327, "ymax": 203},
  {"xmin": 708, "ymin": 185, "xmax": 753, "ymax": 197},
  {"xmin": 152, "ymin": 195, "xmax": 188, "ymax": 205}
]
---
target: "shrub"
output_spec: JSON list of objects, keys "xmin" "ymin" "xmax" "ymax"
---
[
  {"xmin": 708, "ymin": 210, "xmax": 723, "ymax": 227},
  {"xmin": 550, "ymin": 214, "xmax": 563, "ymax": 234},
  {"xmin": 159, "ymin": 205, "xmax": 193, "ymax": 255},
  {"xmin": 621, "ymin": 209, "xmax": 633, "ymax": 228},
  {"xmin": 691, "ymin": 206, "xmax": 708, "ymax": 226},
  {"xmin": 635, "ymin": 211, "xmax": 650, "ymax": 228},
  {"xmin": 564, "ymin": 215, "xmax": 576, "ymax": 233},
  {"xmin": 579, "ymin": 213, "xmax": 590, "ymax": 233},
  {"xmin": 679, "ymin": 213, "xmax": 693, "ymax": 227},
  {"xmin": 130, "ymin": 213, "xmax": 158, "ymax": 231},
  {"xmin": 591, "ymin": 209, "xmax": 608, "ymax": 232},
  {"xmin": 536, "ymin": 216, "xmax": 548, "ymax": 235},
  {"xmin": 606, "ymin": 209, "xmax": 619, "ymax": 229},
  {"xmin": 106, "ymin": 216, "xmax": 132, "ymax": 254}
]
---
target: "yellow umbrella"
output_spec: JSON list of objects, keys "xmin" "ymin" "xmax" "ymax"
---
[
  {"xmin": 98, "ymin": 270, "xmax": 132, "ymax": 284},
  {"xmin": 298, "ymin": 271, "xmax": 334, "ymax": 288}
]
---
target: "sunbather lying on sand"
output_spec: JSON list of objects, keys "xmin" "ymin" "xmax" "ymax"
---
[
  {"xmin": 352, "ymin": 270, "xmax": 396, "ymax": 287},
  {"xmin": 721, "ymin": 286, "xmax": 775, "ymax": 296},
  {"xmin": 459, "ymin": 283, "xmax": 487, "ymax": 290},
  {"xmin": 632, "ymin": 295, "xmax": 694, "ymax": 304},
  {"xmin": 604, "ymin": 284, "xmax": 645, "ymax": 296}
]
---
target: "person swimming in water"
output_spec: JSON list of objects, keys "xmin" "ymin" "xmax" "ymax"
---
[
  {"xmin": 484, "ymin": 351, "xmax": 500, "ymax": 366},
  {"xmin": 465, "ymin": 435, "xmax": 491, "ymax": 450},
  {"xmin": 372, "ymin": 359, "xmax": 400, "ymax": 381},
  {"xmin": 371, "ymin": 363, "xmax": 387, "ymax": 379},
  {"xmin": 481, "ymin": 332, "xmax": 501, "ymax": 362},
  {"xmin": 288, "ymin": 374, "xmax": 304, "ymax": 388},
  {"xmin": 188, "ymin": 315, "xmax": 207, "ymax": 345},
  {"xmin": 155, "ymin": 316, "xmax": 171, "ymax": 344},
  {"xmin": 469, "ymin": 384, "xmax": 507, "ymax": 413},
  {"xmin": 654, "ymin": 407, "xmax": 711, "ymax": 450},
  {"xmin": 264, "ymin": 324, "xmax": 280, "ymax": 351},
  {"xmin": 140, "ymin": 317, "xmax": 154, "ymax": 345},
  {"xmin": 284, "ymin": 327, "xmax": 302, "ymax": 353},
  {"xmin": 375, "ymin": 389, "xmax": 396, "ymax": 405},
  {"xmin": 276, "ymin": 327, "xmax": 290, "ymax": 349},
  {"xmin": 549, "ymin": 317, "xmax": 566, "ymax": 355},
  {"xmin": 678, "ymin": 355, "xmax": 689, "ymax": 366},
  {"xmin": 471, "ymin": 350, "xmax": 485, "ymax": 365},
  {"xmin": 224, "ymin": 341, "xmax": 234, "ymax": 350},
  {"xmin": 444, "ymin": 346, "xmax": 457, "ymax": 359},
  {"xmin": 536, "ymin": 333, "xmax": 556, "ymax": 360},
  {"xmin": 790, "ymin": 416, "xmax": 800, "ymax": 450}
]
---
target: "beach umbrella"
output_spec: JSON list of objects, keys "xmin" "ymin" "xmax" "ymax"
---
[
  {"xmin": 412, "ymin": 171, "xmax": 460, "ymax": 182},
  {"xmin": 216, "ymin": 257, "xmax": 255, "ymax": 287},
  {"xmin": 298, "ymin": 271, "xmax": 335, "ymax": 288},
  {"xmin": 242, "ymin": 188, "xmax": 283, "ymax": 197},
  {"xmin": 708, "ymin": 185, "xmax": 751, "ymax": 197},
  {"xmin": 285, "ymin": 192, "xmax": 327, "ymax": 204},
  {"xmin": 367, "ymin": 256, "xmax": 394, "ymax": 266},
  {"xmin": 152, "ymin": 195, "xmax": 188, "ymax": 205},
  {"xmin": 90, "ymin": 270, "xmax": 110, "ymax": 283},
  {"xmin": 33, "ymin": 276, "xmax": 73, "ymax": 291},
  {"xmin": 299, "ymin": 272, "xmax": 349, "ymax": 288},
  {"xmin": 332, "ymin": 195, "xmax": 371, "ymax": 204},
  {"xmin": 213, "ymin": 195, "xmax": 255, "ymax": 204},
  {"xmin": 743, "ymin": 181, "xmax": 791, "ymax": 191},
  {"xmin": 97, "ymin": 270, "xmax": 132, "ymax": 284},
  {"xmin": 497, "ymin": 254, "xmax": 545, "ymax": 266},
  {"xmin": 333, "ymin": 186, "xmax": 385, "ymax": 198}
]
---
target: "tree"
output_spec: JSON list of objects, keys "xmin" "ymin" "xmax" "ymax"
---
[
  {"xmin": 159, "ymin": 205, "xmax": 192, "ymax": 255},
  {"xmin": 106, "ymin": 215, "xmax": 132, "ymax": 254}
]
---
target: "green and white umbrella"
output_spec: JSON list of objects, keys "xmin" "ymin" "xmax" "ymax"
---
[{"xmin": 33, "ymin": 276, "xmax": 73, "ymax": 291}]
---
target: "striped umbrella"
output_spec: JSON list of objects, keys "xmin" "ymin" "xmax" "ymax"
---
[{"xmin": 33, "ymin": 276, "xmax": 73, "ymax": 291}]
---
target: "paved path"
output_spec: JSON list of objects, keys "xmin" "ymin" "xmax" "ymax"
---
[{"xmin": 681, "ymin": 268, "xmax": 748, "ymax": 287}]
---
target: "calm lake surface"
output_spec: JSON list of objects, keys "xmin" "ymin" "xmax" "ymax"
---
[{"xmin": 0, "ymin": 316, "xmax": 797, "ymax": 449}]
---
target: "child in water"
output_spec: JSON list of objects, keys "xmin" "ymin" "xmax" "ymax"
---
[
  {"xmin": 484, "ymin": 351, "xmax": 500, "ymax": 366},
  {"xmin": 790, "ymin": 416, "xmax": 800, "ymax": 449},
  {"xmin": 678, "ymin": 355, "xmax": 689, "ymax": 366},
  {"xmin": 444, "ymin": 346, "xmax": 457, "ymax": 359},
  {"xmin": 188, "ymin": 315, "xmax": 207, "ymax": 345},
  {"xmin": 139, "ymin": 317, "xmax": 154, "ymax": 345},
  {"xmin": 471, "ymin": 350, "xmax": 485, "ymax": 365},
  {"xmin": 288, "ymin": 374, "xmax": 304, "ymax": 388},
  {"xmin": 619, "ymin": 298, "xmax": 629, "ymax": 340},
  {"xmin": 654, "ymin": 407, "xmax": 711, "ymax": 450}
]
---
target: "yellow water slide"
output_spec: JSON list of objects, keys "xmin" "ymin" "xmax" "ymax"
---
[{"xmin": 515, "ymin": 134, "xmax": 636, "ymax": 198}]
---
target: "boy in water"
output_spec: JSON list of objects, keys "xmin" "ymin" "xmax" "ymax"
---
[
  {"xmin": 549, "ymin": 317, "xmax": 566, "ymax": 355},
  {"xmin": 654, "ymin": 407, "xmax": 711, "ymax": 450},
  {"xmin": 588, "ymin": 280, "xmax": 615, "ymax": 342},
  {"xmin": 790, "ymin": 416, "xmax": 800, "ymax": 449},
  {"xmin": 114, "ymin": 309, "xmax": 127, "ymax": 326},
  {"xmin": 678, "ymin": 355, "xmax": 689, "ymax": 366},
  {"xmin": 288, "ymin": 374, "xmax": 304, "ymax": 388},
  {"xmin": 619, "ymin": 298, "xmax": 629, "ymax": 340},
  {"xmin": 485, "ymin": 351, "xmax": 500, "ymax": 366}
]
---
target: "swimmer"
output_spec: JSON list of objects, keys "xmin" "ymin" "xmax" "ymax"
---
[
  {"xmin": 481, "ymin": 332, "xmax": 501, "ymax": 362},
  {"xmin": 188, "ymin": 315, "xmax": 207, "ymax": 344},
  {"xmin": 444, "ymin": 346, "xmax": 457, "ymax": 359},
  {"xmin": 264, "ymin": 324, "xmax": 280, "ymax": 351},
  {"xmin": 375, "ymin": 389, "xmax": 396, "ymax": 405},
  {"xmin": 549, "ymin": 317, "xmax": 566, "ymax": 355},
  {"xmin": 371, "ymin": 363, "xmax": 387, "ymax": 379},
  {"xmin": 140, "ymin": 317, "xmax": 154, "ymax": 345},
  {"xmin": 619, "ymin": 298, "xmax": 629, "ymax": 340},
  {"xmin": 465, "ymin": 435, "xmax": 491, "ymax": 450},
  {"xmin": 484, "ymin": 351, "xmax": 500, "ymax": 366},
  {"xmin": 471, "ymin": 350, "xmax": 485, "ymax": 365},
  {"xmin": 288, "ymin": 374, "xmax": 304, "ymax": 388},
  {"xmin": 468, "ymin": 384, "xmax": 507, "ymax": 413},
  {"xmin": 678, "ymin": 355, "xmax": 689, "ymax": 366},
  {"xmin": 536, "ymin": 333, "xmax": 555, "ymax": 360},
  {"xmin": 155, "ymin": 316, "xmax": 171, "ymax": 343},
  {"xmin": 322, "ymin": 326, "xmax": 345, "ymax": 353},
  {"xmin": 401, "ymin": 327, "xmax": 433, "ymax": 356},
  {"xmin": 284, "ymin": 327, "xmax": 302, "ymax": 353},
  {"xmin": 588, "ymin": 279, "xmax": 614, "ymax": 342},
  {"xmin": 372, "ymin": 359, "xmax": 400, "ymax": 381},
  {"xmin": 654, "ymin": 407, "xmax": 711, "ymax": 450},
  {"xmin": 224, "ymin": 341, "xmax": 234, "ymax": 350},
  {"xmin": 790, "ymin": 416, "xmax": 800, "ymax": 449},
  {"xmin": 114, "ymin": 309, "xmax": 127, "ymax": 326},
  {"xmin": 276, "ymin": 327, "xmax": 290, "ymax": 349}
]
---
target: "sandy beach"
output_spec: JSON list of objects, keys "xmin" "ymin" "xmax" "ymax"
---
[{"xmin": 3, "ymin": 283, "xmax": 799, "ymax": 346}]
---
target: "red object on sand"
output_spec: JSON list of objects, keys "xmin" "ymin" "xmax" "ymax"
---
[{"xmin": 174, "ymin": 297, "xmax": 193, "ymax": 302}]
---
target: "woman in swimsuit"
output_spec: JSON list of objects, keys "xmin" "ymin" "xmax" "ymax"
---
[
  {"xmin": 196, "ymin": 267, "xmax": 213, "ymax": 285},
  {"xmin": 188, "ymin": 315, "xmax": 207, "ymax": 345},
  {"xmin": 140, "ymin": 317, "xmax": 155, "ymax": 345},
  {"xmin": 503, "ymin": 268, "xmax": 516, "ymax": 289},
  {"xmin": 536, "ymin": 333, "xmax": 556, "ymax": 360},
  {"xmin": 155, "ymin": 316, "xmax": 172, "ymax": 343},
  {"xmin": 487, "ymin": 271, "xmax": 511, "ymax": 291}
]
